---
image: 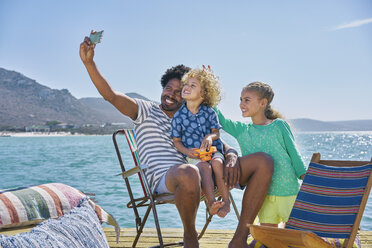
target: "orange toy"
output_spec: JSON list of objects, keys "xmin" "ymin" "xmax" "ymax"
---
[{"xmin": 193, "ymin": 146, "xmax": 217, "ymax": 161}]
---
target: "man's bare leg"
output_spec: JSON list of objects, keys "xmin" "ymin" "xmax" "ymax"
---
[
  {"xmin": 165, "ymin": 163, "xmax": 201, "ymax": 248},
  {"xmin": 229, "ymin": 152, "xmax": 273, "ymax": 248}
]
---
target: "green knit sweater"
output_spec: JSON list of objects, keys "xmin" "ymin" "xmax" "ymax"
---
[{"xmin": 215, "ymin": 108, "xmax": 307, "ymax": 196}]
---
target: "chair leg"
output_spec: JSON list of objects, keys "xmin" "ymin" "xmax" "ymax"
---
[
  {"xmin": 148, "ymin": 202, "xmax": 184, "ymax": 248},
  {"xmin": 151, "ymin": 203, "xmax": 165, "ymax": 247},
  {"xmin": 198, "ymin": 200, "xmax": 213, "ymax": 240},
  {"xmin": 134, "ymin": 203, "xmax": 184, "ymax": 248},
  {"xmin": 140, "ymin": 169, "xmax": 166, "ymax": 247},
  {"xmin": 199, "ymin": 193, "xmax": 240, "ymax": 239},
  {"xmin": 132, "ymin": 205, "xmax": 152, "ymax": 248},
  {"xmin": 229, "ymin": 191, "xmax": 240, "ymax": 220}
]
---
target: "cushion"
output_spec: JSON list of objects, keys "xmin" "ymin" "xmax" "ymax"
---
[
  {"xmin": 0, "ymin": 197, "xmax": 110, "ymax": 248},
  {"xmin": 0, "ymin": 183, "xmax": 119, "ymax": 233}
]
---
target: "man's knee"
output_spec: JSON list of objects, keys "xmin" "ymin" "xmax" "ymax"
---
[
  {"xmin": 240, "ymin": 152, "xmax": 274, "ymax": 178},
  {"xmin": 168, "ymin": 164, "xmax": 201, "ymax": 191},
  {"xmin": 179, "ymin": 164, "xmax": 200, "ymax": 182},
  {"xmin": 254, "ymin": 152, "xmax": 274, "ymax": 175}
]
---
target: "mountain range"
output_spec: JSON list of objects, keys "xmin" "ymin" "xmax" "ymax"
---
[
  {"xmin": 0, "ymin": 67, "xmax": 147, "ymax": 129},
  {"xmin": 1, "ymin": 67, "xmax": 371, "ymax": 132}
]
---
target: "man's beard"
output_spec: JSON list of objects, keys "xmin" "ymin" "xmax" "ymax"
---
[{"xmin": 160, "ymin": 95, "xmax": 183, "ymax": 112}]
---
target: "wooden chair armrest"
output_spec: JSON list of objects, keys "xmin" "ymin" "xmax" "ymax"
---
[
  {"xmin": 247, "ymin": 224, "xmax": 332, "ymax": 248},
  {"xmin": 116, "ymin": 166, "xmax": 141, "ymax": 178}
]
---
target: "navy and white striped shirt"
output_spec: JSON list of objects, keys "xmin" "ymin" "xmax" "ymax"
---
[{"xmin": 133, "ymin": 99, "xmax": 186, "ymax": 193}]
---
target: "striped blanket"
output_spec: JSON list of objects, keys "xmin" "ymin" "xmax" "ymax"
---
[
  {"xmin": 0, "ymin": 183, "xmax": 118, "ymax": 234},
  {"xmin": 0, "ymin": 197, "xmax": 109, "ymax": 248}
]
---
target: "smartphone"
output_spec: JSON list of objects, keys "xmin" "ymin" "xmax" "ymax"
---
[{"xmin": 89, "ymin": 30, "xmax": 104, "ymax": 44}]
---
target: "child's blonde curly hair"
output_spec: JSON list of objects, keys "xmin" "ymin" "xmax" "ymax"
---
[{"xmin": 181, "ymin": 67, "xmax": 221, "ymax": 107}]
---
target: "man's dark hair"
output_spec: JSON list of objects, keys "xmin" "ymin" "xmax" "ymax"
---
[{"xmin": 160, "ymin": 64, "xmax": 191, "ymax": 88}]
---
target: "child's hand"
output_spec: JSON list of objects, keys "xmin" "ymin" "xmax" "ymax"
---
[
  {"xmin": 186, "ymin": 148, "xmax": 199, "ymax": 159},
  {"xmin": 200, "ymin": 135, "xmax": 213, "ymax": 150},
  {"xmin": 202, "ymin": 65, "xmax": 213, "ymax": 72}
]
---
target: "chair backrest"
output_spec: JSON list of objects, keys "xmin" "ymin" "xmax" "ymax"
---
[
  {"xmin": 113, "ymin": 128, "xmax": 240, "ymax": 246},
  {"xmin": 115, "ymin": 129, "xmax": 221, "ymax": 202},
  {"xmin": 286, "ymin": 153, "xmax": 372, "ymax": 245},
  {"xmin": 122, "ymin": 129, "xmax": 148, "ymax": 197}
]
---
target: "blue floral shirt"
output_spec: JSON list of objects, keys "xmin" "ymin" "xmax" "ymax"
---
[{"xmin": 170, "ymin": 104, "xmax": 224, "ymax": 154}]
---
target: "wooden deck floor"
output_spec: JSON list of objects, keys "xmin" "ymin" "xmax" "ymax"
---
[
  {"xmin": 1, "ymin": 227, "xmax": 371, "ymax": 247},
  {"xmin": 104, "ymin": 228, "xmax": 372, "ymax": 248},
  {"xmin": 104, "ymin": 228, "xmax": 234, "ymax": 247}
]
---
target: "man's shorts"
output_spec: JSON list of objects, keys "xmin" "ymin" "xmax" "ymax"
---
[
  {"xmin": 186, "ymin": 151, "xmax": 224, "ymax": 166},
  {"xmin": 258, "ymin": 195, "xmax": 297, "ymax": 224},
  {"xmin": 155, "ymin": 152, "xmax": 224, "ymax": 195},
  {"xmin": 155, "ymin": 173, "xmax": 170, "ymax": 194}
]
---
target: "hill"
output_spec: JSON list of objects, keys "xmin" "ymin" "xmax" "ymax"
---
[
  {"xmin": 78, "ymin": 93, "xmax": 151, "ymax": 127},
  {"xmin": 1, "ymin": 67, "xmax": 371, "ymax": 132},
  {"xmin": 0, "ymin": 68, "xmax": 138, "ymax": 128}
]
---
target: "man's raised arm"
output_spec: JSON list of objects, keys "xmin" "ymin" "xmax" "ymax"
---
[{"xmin": 79, "ymin": 36, "xmax": 138, "ymax": 120}]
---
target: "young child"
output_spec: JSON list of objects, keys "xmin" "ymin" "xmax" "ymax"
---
[
  {"xmin": 214, "ymin": 81, "xmax": 307, "ymax": 227},
  {"xmin": 170, "ymin": 67, "xmax": 230, "ymax": 218}
]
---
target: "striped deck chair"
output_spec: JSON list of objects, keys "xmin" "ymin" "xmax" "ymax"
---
[
  {"xmin": 248, "ymin": 152, "xmax": 372, "ymax": 248},
  {"xmin": 112, "ymin": 129, "xmax": 240, "ymax": 248}
]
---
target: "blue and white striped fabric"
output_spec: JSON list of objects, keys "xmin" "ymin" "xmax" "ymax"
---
[
  {"xmin": 286, "ymin": 162, "xmax": 372, "ymax": 239},
  {"xmin": 0, "ymin": 197, "xmax": 109, "ymax": 248},
  {"xmin": 134, "ymin": 99, "xmax": 186, "ymax": 193}
]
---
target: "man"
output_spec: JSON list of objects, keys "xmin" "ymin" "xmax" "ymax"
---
[{"xmin": 80, "ymin": 36, "xmax": 273, "ymax": 248}]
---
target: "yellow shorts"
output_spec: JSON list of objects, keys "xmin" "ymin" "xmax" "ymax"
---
[
  {"xmin": 186, "ymin": 152, "xmax": 224, "ymax": 165},
  {"xmin": 258, "ymin": 195, "xmax": 297, "ymax": 224}
]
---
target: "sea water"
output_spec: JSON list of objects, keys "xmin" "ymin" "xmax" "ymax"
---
[{"xmin": 1, "ymin": 131, "xmax": 371, "ymax": 230}]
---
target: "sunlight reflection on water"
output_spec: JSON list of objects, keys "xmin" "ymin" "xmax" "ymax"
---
[{"xmin": 1, "ymin": 131, "xmax": 371, "ymax": 230}]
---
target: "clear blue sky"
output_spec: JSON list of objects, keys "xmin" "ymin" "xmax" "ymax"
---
[{"xmin": 1, "ymin": 0, "xmax": 371, "ymax": 122}]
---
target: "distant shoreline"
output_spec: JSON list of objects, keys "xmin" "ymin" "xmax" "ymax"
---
[
  {"xmin": 2, "ymin": 130, "xmax": 372, "ymax": 138},
  {"xmin": 0, "ymin": 131, "xmax": 86, "ymax": 137}
]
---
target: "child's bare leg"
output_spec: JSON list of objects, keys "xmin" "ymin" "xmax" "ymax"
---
[
  {"xmin": 196, "ymin": 162, "xmax": 223, "ymax": 215},
  {"xmin": 212, "ymin": 158, "xmax": 230, "ymax": 218}
]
